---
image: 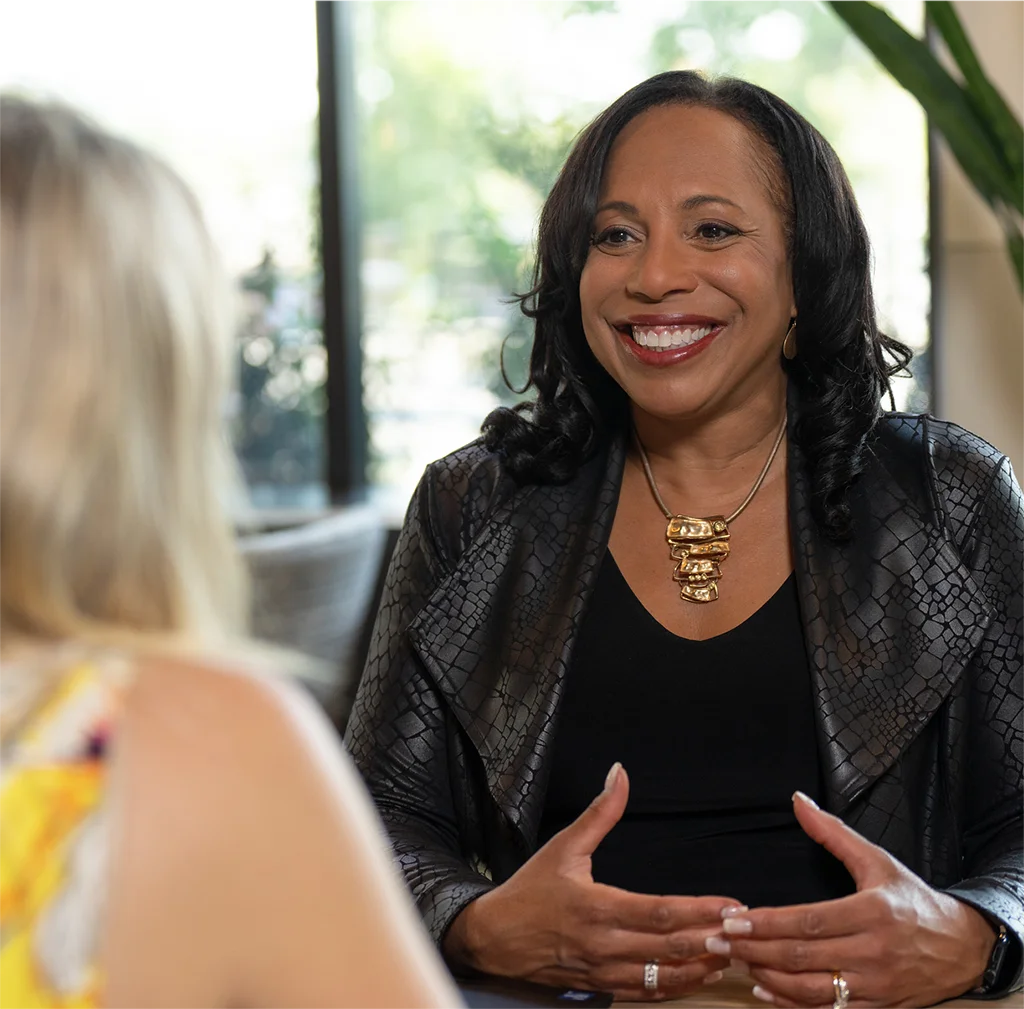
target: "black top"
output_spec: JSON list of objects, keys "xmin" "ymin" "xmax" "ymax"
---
[{"xmin": 538, "ymin": 552, "xmax": 854, "ymax": 908}]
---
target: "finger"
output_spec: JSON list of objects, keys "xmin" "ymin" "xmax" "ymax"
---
[
  {"xmin": 556, "ymin": 762, "xmax": 629, "ymax": 857},
  {"xmin": 747, "ymin": 966, "xmax": 870, "ymax": 1008},
  {"xmin": 596, "ymin": 885, "xmax": 744, "ymax": 933},
  {"xmin": 604, "ymin": 925, "xmax": 733, "ymax": 964},
  {"xmin": 792, "ymin": 792, "xmax": 891, "ymax": 886},
  {"xmin": 585, "ymin": 956, "xmax": 726, "ymax": 1001},
  {"xmin": 723, "ymin": 934, "xmax": 860, "ymax": 974},
  {"xmin": 718, "ymin": 891, "xmax": 877, "ymax": 940}
]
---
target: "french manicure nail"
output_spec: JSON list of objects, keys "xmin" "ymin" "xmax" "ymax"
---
[
  {"xmin": 793, "ymin": 790, "xmax": 819, "ymax": 809},
  {"xmin": 703, "ymin": 970, "xmax": 725, "ymax": 985},
  {"xmin": 721, "ymin": 904, "xmax": 749, "ymax": 918},
  {"xmin": 722, "ymin": 917, "xmax": 753, "ymax": 935},
  {"xmin": 752, "ymin": 984, "xmax": 775, "ymax": 1003},
  {"xmin": 730, "ymin": 958, "xmax": 749, "ymax": 974},
  {"xmin": 705, "ymin": 936, "xmax": 731, "ymax": 956},
  {"xmin": 603, "ymin": 762, "xmax": 622, "ymax": 792}
]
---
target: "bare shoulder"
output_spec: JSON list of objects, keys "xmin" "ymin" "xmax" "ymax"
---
[
  {"xmin": 118, "ymin": 650, "xmax": 335, "ymax": 789},
  {"xmin": 108, "ymin": 648, "xmax": 381, "ymax": 903},
  {"xmin": 104, "ymin": 650, "xmax": 456, "ymax": 1008},
  {"xmin": 102, "ymin": 653, "xmax": 328, "ymax": 1006}
]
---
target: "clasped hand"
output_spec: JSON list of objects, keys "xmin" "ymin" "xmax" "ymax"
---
[
  {"xmin": 446, "ymin": 773, "xmax": 997, "ymax": 1005},
  {"xmin": 702, "ymin": 792, "xmax": 997, "ymax": 1007}
]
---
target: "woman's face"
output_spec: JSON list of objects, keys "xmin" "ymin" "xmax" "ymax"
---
[{"xmin": 579, "ymin": 103, "xmax": 796, "ymax": 426}]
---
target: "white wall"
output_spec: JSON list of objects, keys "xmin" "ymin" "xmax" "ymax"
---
[{"xmin": 934, "ymin": 1, "xmax": 1023, "ymax": 476}]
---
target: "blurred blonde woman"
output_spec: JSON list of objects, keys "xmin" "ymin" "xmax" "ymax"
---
[{"xmin": 0, "ymin": 96, "xmax": 459, "ymax": 1009}]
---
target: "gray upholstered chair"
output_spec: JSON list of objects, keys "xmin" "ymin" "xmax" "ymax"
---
[{"xmin": 237, "ymin": 505, "xmax": 388, "ymax": 721}]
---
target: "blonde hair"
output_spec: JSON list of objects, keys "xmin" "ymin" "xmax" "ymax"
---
[{"xmin": 0, "ymin": 96, "xmax": 248, "ymax": 652}]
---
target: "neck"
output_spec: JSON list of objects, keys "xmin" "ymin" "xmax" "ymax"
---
[{"xmin": 629, "ymin": 387, "xmax": 788, "ymax": 516}]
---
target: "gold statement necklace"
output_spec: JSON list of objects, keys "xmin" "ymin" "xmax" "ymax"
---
[{"xmin": 633, "ymin": 417, "xmax": 787, "ymax": 604}]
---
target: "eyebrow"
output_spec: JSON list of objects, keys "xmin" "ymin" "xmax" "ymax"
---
[
  {"xmin": 594, "ymin": 194, "xmax": 743, "ymax": 215},
  {"xmin": 681, "ymin": 194, "xmax": 743, "ymax": 211}
]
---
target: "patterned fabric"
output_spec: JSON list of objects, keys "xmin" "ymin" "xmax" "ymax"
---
[
  {"xmin": 346, "ymin": 408, "xmax": 1023, "ymax": 996},
  {"xmin": 0, "ymin": 656, "xmax": 127, "ymax": 1008}
]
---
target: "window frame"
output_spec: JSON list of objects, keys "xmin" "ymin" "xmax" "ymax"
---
[{"xmin": 317, "ymin": 0, "xmax": 368, "ymax": 501}]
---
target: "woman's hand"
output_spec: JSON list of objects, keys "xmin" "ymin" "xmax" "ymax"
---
[
  {"xmin": 704, "ymin": 792, "xmax": 998, "ymax": 1007},
  {"xmin": 444, "ymin": 763, "xmax": 741, "ymax": 1000}
]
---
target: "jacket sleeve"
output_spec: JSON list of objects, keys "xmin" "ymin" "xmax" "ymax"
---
[
  {"xmin": 345, "ymin": 465, "xmax": 495, "ymax": 950},
  {"xmin": 942, "ymin": 454, "xmax": 1024, "ymax": 995}
]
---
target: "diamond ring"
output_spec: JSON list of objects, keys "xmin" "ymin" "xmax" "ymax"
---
[
  {"xmin": 643, "ymin": 960, "xmax": 659, "ymax": 992},
  {"xmin": 832, "ymin": 971, "xmax": 850, "ymax": 1009}
]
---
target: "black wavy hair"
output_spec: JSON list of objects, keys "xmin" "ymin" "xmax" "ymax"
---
[{"xmin": 481, "ymin": 71, "xmax": 911, "ymax": 540}]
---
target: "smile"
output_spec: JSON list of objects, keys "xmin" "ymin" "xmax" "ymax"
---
[
  {"xmin": 609, "ymin": 317, "xmax": 725, "ymax": 367},
  {"xmin": 629, "ymin": 324, "xmax": 715, "ymax": 351}
]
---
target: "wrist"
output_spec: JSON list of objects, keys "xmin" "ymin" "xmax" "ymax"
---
[
  {"xmin": 957, "ymin": 903, "xmax": 1003, "ymax": 993},
  {"xmin": 442, "ymin": 893, "xmax": 492, "ymax": 975}
]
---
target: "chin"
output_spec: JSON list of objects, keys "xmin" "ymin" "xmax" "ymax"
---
[
  {"xmin": 622, "ymin": 388, "xmax": 712, "ymax": 424},
  {"xmin": 614, "ymin": 362, "xmax": 707, "ymax": 400}
]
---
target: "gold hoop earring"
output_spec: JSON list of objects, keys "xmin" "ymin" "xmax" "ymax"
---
[{"xmin": 782, "ymin": 319, "xmax": 798, "ymax": 360}]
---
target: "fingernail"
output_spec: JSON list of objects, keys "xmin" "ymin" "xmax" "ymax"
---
[
  {"xmin": 721, "ymin": 904, "xmax": 749, "ymax": 918},
  {"xmin": 752, "ymin": 984, "xmax": 775, "ymax": 1003},
  {"xmin": 703, "ymin": 970, "xmax": 725, "ymax": 985},
  {"xmin": 722, "ymin": 917, "xmax": 752, "ymax": 935},
  {"xmin": 704, "ymin": 936, "xmax": 731, "ymax": 956},
  {"xmin": 793, "ymin": 790, "xmax": 819, "ymax": 809},
  {"xmin": 604, "ymin": 761, "xmax": 622, "ymax": 793},
  {"xmin": 730, "ymin": 958, "xmax": 749, "ymax": 974}
]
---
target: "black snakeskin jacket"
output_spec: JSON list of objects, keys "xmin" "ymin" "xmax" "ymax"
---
[{"xmin": 346, "ymin": 412, "xmax": 1023, "ymax": 994}]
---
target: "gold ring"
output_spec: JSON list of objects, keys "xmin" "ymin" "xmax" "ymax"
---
[{"xmin": 832, "ymin": 971, "xmax": 850, "ymax": 1009}]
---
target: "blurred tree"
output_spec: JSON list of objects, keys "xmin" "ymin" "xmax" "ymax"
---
[{"xmin": 235, "ymin": 248, "xmax": 327, "ymax": 503}]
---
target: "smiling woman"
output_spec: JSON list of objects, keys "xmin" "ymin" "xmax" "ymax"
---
[
  {"xmin": 346, "ymin": 72, "xmax": 1023, "ymax": 1008},
  {"xmin": 580, "ymin": 104, "xmax": 797, "ymax": 613}
]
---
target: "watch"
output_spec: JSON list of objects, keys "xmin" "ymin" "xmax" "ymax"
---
[{"xmin": 973, "ymin": 923, "xmax": 1012, "ymax": 995}]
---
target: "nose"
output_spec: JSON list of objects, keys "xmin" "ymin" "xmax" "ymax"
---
[{"xmin": 625, "ymin": 232, "xmax": 698, "ymax": 302}]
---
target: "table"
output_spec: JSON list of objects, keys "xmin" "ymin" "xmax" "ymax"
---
[{"xmin": 615, "ymin": 968, "xmax": 1024, "ymax": 1007}]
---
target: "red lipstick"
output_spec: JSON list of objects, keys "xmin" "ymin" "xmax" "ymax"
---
[{"xmin": 613, "ymin": 316, "xmax": 725, "ymax": 368}]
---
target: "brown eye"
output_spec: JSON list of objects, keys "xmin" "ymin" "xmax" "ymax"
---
[
  {"xmin": 696, "ymin": 222, "xmax": 737, "ymax": 241},
  {"xmin": 592, "ymin": 226, "xmax": 635, "ymax": 247}
]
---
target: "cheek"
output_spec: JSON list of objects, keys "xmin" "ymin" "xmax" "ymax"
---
[
  {"xmin": 712, "ymin": 254, "xmax": 787, "ymax": 313},
  {"xmin": 578, "ymin": 259, "xmax": 600, "ymax": 318},
  {"xmin": 579, "ymin": 253, "xmax": 621, "ymax": 319},
  {"xmin": 578, "ymin": 264, "xmax": 614, "ymax": 363}
]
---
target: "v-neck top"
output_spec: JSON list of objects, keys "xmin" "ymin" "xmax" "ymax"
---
[{"xmin": 537, "ymin": 551, "xmax": 854, "ymax": 907}]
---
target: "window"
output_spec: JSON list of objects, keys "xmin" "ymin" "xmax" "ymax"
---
[
  {"xmin": 4, "ymin": 2, "xmax": 930, "ymax": 509},
  {"xmin": 1, "ymin": 2, "xmax": 327, "ymax": 509},
  {"xmin": 353, "ymin": 0, "xmax": 929, "ymax": 501}
]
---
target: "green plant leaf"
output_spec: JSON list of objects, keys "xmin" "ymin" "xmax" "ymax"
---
[
  {"xmin": 926, "ymin": 0, "xmax": 1023, "ymax": 187},
  {"xmin": 827, "ymin": 1, "xmax": 1022, "ymax": 216},
  {"xmin": 1006, "ymin": 224, "xmax": 1024, "ymax": 295}
]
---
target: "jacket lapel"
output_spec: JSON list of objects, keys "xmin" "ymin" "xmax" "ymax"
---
[
  {"xmin": 410, "ymin": 411, "xmax": 993, "ymax": 845},
  {"xmin": 789, "ymin": 417, "xmax": 993, "ymax": 812},
  {"xmin": 408, "ymin": 439, "xmax": 626, "ymax": 849}
]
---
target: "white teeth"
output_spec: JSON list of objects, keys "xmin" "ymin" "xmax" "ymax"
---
[{"xmin": 630, "ymin": 324, "xmax": 714, "ymax": 350}]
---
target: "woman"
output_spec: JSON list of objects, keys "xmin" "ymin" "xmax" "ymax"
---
[
  {"xmin": 346, "ymin": 72, "xmax": 1023, "ymax": 1007},
  {"xmin": 0, "ymin": 97, "xmax": 459, "ymax": 1008}
]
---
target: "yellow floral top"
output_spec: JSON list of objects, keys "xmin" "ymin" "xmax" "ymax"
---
[{"xmin": 1, "ymin": 654, "xmax": 129, "ymax": 1008}]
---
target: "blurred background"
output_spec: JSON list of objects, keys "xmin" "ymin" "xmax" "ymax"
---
[
  {"xmin": 24, "ymin": 0, "xmax": 1024, "ymax": 717},
  {"xmin": 3, "ymin": 1, "xmax": 1019, "ymax": 711}
]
